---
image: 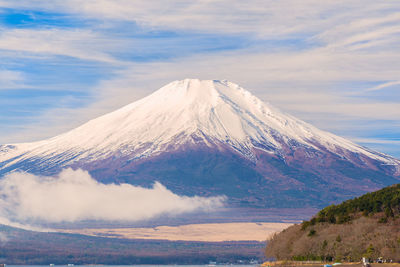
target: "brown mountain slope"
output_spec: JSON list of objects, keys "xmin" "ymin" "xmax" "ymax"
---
[{"xmin": 265, "ymin": 184, "xmax": 400, "ymax": 261}]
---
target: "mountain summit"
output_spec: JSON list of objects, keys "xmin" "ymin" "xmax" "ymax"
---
[{"xmin": 1, "ymin": 79, "xmax": 399, "ymax": 208}]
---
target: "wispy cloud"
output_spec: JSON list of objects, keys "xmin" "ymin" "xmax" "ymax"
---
[
  {"xmin": 367, "ymin": 80, "xmax": 400, "ymax": 92},
  {"xmin": 352, "ymin": 137, "xmax": 400, "ymax": 145},
  {"xmin": 0, "ymin": 70, "xmax": 25, "ymax": 89},
  {"xmin": 0, "ymin": 28, "xmax": 120, "ymax": 63},
  {"xmin": 3, "ymin": 46, "xmax": 400, "ymax": 144},
  {"xmin": 0, "ymin": 1, "xmax": 399, "ymax": 157},
  {"xmin": 1, "ymin": 1, "xmax": 397, "ymax": 37},
  {"xmin": 0, "ymin": 168, "xmax": 225, "ymax": 224},
  {"xmin": 317, "ymin": 12, "xmax": 400, "ymax": 49}
]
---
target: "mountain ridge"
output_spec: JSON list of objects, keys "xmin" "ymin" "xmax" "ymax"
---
[
  {"xmin": 1, "ymin": 79, "xmax": 399, "ymax": 170},
  {"xmin": 0, "ymin": 79, "xmax": 399, "ymax": 208}
]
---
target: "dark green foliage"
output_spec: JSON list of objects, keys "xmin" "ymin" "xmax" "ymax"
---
[
  {"xmin": 304, "ymin": 183, "xmax": 400, "ymax": 225},
  {"xmin": 301, "ymin": 221, "xmax": 310, "ymax": 230},
  {"xmin": 310, "ymin": 217, "xmax": 317, "ymax": 225},
  {"xmin": 328, "ymin": 213, "xmax": 336, "ymax": 223},
  {"xmin": 378, "ymin": 217, "xmax": 388, "ymax": 223},
  {"xmin": 308, "ymin": 229, "xmax": 316, "ymax": 237},
  {"xmin": 336, "ymin": 235, "xmax": 341, "ymax": 242},
  {"xmin": 363, "ymin": 244, "xmax": 376, "ymax": 258},
  {"xmin": 322, "ymin": 240, "xmax": 328, "ymax": 249},
  {"xmin": 337, "ymin": 214, "xmax": 351, "ymax": 224},
  {"xmin": 385, "ymin": 206, "xmax": 394, "ymax": 217}
]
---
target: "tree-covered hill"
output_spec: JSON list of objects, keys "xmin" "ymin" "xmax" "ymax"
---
[
  {"xmin": 265, "ymin": 184, "xmax": 400, "ymax": 262},
  {"xmin": 305, "ymin": 183, "xmax": 400, "ymax": 226}
]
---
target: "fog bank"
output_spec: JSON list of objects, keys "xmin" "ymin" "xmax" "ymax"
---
[{"xmin": 0, "ymin": 168, "xmax": 225, "ymax": 223}]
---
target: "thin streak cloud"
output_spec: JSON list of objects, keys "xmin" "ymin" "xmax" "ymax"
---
[{"xmin": 367, "ymin": 81, "xmax": 400, "ymax": 92}]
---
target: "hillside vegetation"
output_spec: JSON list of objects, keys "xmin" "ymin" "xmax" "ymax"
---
[{"xmin": 266, "ymin": 184, "xmax": 400, "ymax": 261}]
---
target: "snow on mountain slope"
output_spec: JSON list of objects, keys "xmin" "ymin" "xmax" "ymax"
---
[{"xmin": 0, "ymin": 79, "xmax": 399, "ymax": 173}]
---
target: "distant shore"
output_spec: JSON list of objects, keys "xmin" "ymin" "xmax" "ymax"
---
[{"xmin": 59, "ymin": 222, "xmax": 291, "ymax": 242}]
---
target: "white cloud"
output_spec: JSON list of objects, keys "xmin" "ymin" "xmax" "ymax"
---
[
  {"xmin": 0, "ymin": 0, "xmax": 399, "ymax": 157},
  {"xmin": 3, "ymin": 46, "xmax": 400, "ymax": 144},
  {"xmin": 0, "ymin": 70, "xmax": 25, "ymax": 89},
  {"xmin": 367, "ymin": 80, "xmax": 400, "ymax": 92},
  {"xmin": 351, "ymin": 137, "xmax": 400, "ymax": 145},
  {"xmin": 0, "ymin": 168, "xmax": 225, "ymax": 223},
  {"xmin": 0, "ymin": 28, "xmax": 121, "ymax": 63},
  {"xmin": 1, "ymin": 0, "xmax": 397, "ymax": 38},
  {"xmin": 0, "ymin": 216, "xmax": 51, "ymax": 232}
]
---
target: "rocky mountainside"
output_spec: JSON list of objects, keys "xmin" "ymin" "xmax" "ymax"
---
[{"xmin": 1, "ymin": 79, "xmax": 399, "ymax": 208}]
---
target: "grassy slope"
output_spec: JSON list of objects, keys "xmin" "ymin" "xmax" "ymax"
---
[{"xmin": 265, "ymin": 184, "xmax": 400, "ymax": 261}]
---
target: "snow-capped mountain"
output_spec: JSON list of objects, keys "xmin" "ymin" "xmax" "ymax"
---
[{"xmin": 1, "ymin": 79, "xmax": 399, "ymax": 208}]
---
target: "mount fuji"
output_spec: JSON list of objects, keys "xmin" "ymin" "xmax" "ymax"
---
[{"xmin": 1, "ymin": 79, "xmax": 399, "ymax": 208}]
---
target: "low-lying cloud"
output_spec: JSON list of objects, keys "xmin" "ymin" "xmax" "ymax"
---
[{"xmin": 0, "ymin": 168, "xmax": 225, "ymax": 223}]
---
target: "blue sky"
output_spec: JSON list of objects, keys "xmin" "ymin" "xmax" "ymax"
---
[{"xmin": 0, "ymin": 1, "xmax": 399, "ymax": 157}]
